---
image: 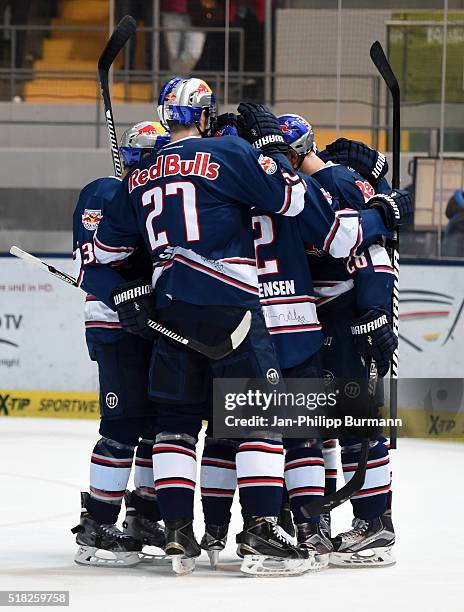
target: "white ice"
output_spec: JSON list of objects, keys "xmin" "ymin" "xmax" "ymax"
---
[{"xmin": 0, "ymin": 418, "xmax": 462, "ymax": 612}]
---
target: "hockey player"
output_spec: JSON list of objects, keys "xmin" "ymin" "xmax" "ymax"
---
[
  {"xmin": 92, "ymin": 78, "xmax": 316, "ymax": 577},
  {"xmin": 278, "ymin": 114, "xmax": 399, "ymax": 566},
  {"xmin": 71, "ymin": 121, "xmax": 170, "ymax": 567},
  {"xmin": 199, "ymin": 115, "xmax": 412, "ymax": 569}
]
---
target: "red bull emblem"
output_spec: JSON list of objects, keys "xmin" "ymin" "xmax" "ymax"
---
[
  {"xmin": 82, "ymin": 209, "xmax": 102, "ymax": 231},
  {"xmin": 136, "ymin": 123, "xmax": 157, "ymax": 136},
  {"xmin": 258, "ymin": 154, "xmax": 277, "ymax": 175},
  {"xmin": 279, "ymin": 120, "xmax": 292, "ymax": 135},
  {"xmin": 196, "ymin": 82, "xmax": 211, "ymax": 96},
  {"xmin": 165, "ymin": 91, "xmax": 177, "ymax": 105}
]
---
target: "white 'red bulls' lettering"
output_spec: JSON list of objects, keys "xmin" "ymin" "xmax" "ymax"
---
[{"xmin": 129, "ymin": 152, "xmax": 220, "ymax": 193}]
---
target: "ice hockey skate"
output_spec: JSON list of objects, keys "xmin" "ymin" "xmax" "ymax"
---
[
  {"xmin": 122, "ymin": 491, "xmax": 167, "ymax": 564},
  {"xmin": 330, "ymin": 507, "xmax": 395, "ymax": 567},
  {"xmin": 200, "ymin": 524, "xmax": 229, "ymax": 569},
  {"xmin": 236, "ymin": 516, "xmax": 312, "ymax": 577},
  {"xmin": 71, "ymin": 492, "xmax": 142, "ymax": 567},
  {"xmin": 296, "ymin": 521, "xmax": 333, "ymax": 569},
  {"xmin": 278, "ymin": 502, "xmax": 296, "ymax": 540},
  {"xmin": 164, "ymin": 519, "xmax": 201, "ymax": 575}
]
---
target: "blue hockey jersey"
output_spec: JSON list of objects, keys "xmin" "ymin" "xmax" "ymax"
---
[
  {"xmin": 72, "ymin": 176, "xmax": 151, "ymax": 350},
  {"xmin": 94, "ymin": 135, "xmax": 308, "ymax": 310},
  {"xmin": 308, "ymin": 162, "xmax": 394, "ymax": 320},
  {"xmin": 253, "ymin": 173, "xmax": 392, "ymax": 369}
]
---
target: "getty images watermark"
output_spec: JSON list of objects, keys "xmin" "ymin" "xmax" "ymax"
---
[
  {"xmin": 213, "ymin": 378, "xmax": 464, "ymax": 439},
  {"xmin": 212, "ymin": 378, "xmax": 401, "ymax": 439}
]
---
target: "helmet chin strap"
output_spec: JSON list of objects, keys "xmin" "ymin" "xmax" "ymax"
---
[
  {"xmin": 195, "ymin": 108, "xmax": 212, "ymax": 138},
  {"xmin": 295, "ymin": 152, "xmax": 308, "ymax": 171}
]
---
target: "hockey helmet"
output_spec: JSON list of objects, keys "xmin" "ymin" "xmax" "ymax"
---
[
  {"xmin": 119, "ymin": 121, "xmax": 170, "ymax": 167},
  {"xmin": 278, "ymin": 114, "xmax": 316, "ymax": 157},
  {"xmin": 157, "ymin": 77, "xmax": 217, "ymax": 134}
]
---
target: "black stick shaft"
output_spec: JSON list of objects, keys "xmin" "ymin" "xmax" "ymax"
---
[{"xmin": 370, "ymin": 41, "xmax": 400, "ymax": 449}]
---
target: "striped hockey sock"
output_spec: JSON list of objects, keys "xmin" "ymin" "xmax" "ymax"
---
[
  {"xmin": 88, "ymin": 437, "xmax": 135, "ymax": 524},
  {"xmin": 200, "ymin": 438, "xmax": 237, "ymax": 526},
  {"xmin": 236, "ymin": 438, "xmax": 284, "ymax": 518},
  {"xmin": 285, "ymin": 444, "xmax": 325, "ymax": 524},
  {"xmin": 323, "ymin": 439, "xmax": 338, "ymax": 496},
  {"xmin": 133, "ymin": 438, "xmax": 161, "ymax": 522},
  {"xmin": 153, "ymin": 433, "xmax": 197, "ymax": 521},
  {"xmin": 342, "ymin": 437, "xmax": 391, "ymax": 520}
]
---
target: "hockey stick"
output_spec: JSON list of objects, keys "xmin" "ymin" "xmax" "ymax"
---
[
  {"xmin": 9, "ymin": 246, "xmax": 252, "ymax": 360},
  {"xmin": 300, "ymin": 440, "xmax": 369, "ymax": 518},
  {"xmin": 98, "ymin": 15, "xmax": 137, "ymax": 177},
  {"xmin": 299, "ymin": 365, "xmax": 376, "ymax": 519},
  {"xmin": 370, "ymin": 40, "xmax": 400, "ymax": 449}
]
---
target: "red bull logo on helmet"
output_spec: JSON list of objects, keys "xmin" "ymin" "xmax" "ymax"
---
[
  {"xmin": 82, "ymin": 209, "xmax": 102, "ymax": 231},
  {"xmin": 279, "ymin": 120, "xmax": 292, "ymax": 135},
  {"xmin": 196, "ymin": 81, "xmax": 211, "ymax": 96}
]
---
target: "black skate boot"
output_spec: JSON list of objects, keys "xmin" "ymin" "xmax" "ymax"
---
[
  {"xmin": 200, "ymin": 524, "xmax": 229, "ymax": 569},
  {"xmin": 331, "ymin": 507, "xmax": 395, "ymax": 567},
  {"xmin": 236, "ymin": 516, "xmax": 311, "ymax": 576},
  {"xmin": 122, "ymin": 491, "xmax": 166, "ymax": 564},
  {"xmin": 296, "ymin": 521, "xmax": 333, "ymax": 569},
  {"xmin": 71, "ymin": 492, "xmax": 142, "ymax": 567},
  {"xmin": 277, "ymin": 502, "xmax": 295, "ymax": 539},
  {"xmin": 164, "ymin": 519, "xmax": 201, "ymax": 575},
  {"xmin": 320, "ymin": 512, "xmax": 331, "ymax": 539}
]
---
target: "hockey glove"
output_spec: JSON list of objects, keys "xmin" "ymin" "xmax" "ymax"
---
[
  {"xmin": 211, "ymin": 112, "xmax": 240, "ymax": 137},
  {"xmin": 368, "ymin": 190, "xmax": 414, "ymax": 230},
  {"xmin": 237, "ymin": 102, "xmax": 288, "ymax": 155},
  {"xmin": 351, "ymin": 309, "xmax": 398, "ymax": 377},
  {"xmin": 112, "ymin": 278, "xmax": 156, "ymax": 340},
  {"xmin": 319, "ymin": 138, "xmax": 388, "ymax": 185}
]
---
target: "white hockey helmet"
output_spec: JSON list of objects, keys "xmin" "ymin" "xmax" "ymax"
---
[
  {"xmin": 157, "ymin": 77, "xmax": 217, "ymax": 134},
  {"xmin": 119, "ymin": 121, "xmax": 170, "ymax": 167}
]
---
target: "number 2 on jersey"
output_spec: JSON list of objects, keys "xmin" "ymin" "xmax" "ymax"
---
[{"xmin": 253, "ymin": 215, "xmax": 278, "ymax": 275}]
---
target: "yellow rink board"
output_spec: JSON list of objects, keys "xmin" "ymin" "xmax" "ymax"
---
[{"xmin": 0, "ymin": 390, "xmax": 100, "ymax": 419}]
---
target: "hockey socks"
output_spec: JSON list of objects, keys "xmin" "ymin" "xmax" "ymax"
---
[
  {"xmin": 153, "ymin": 433, "xmax": 197, "ymax": 520},
  {"xmin": 200, "ymin": 438, "xmax": 237, "ymax": 526},
  {"xmin": 88, "ymin": 437, "xmax": 135, "ymax": 524},
  {"xmin": 341, "ymin": 438, "xmax": 390, "ymax": 520},
  {"xmin": 284, "ymin": 444, "xmax": 325, "ymax": 524},
  {"xmin": 133, "ymin": 438, "xmax": 161, "ymax": 522},
  {"xmin": 236, "ymin": 438, "xmax": 284, "ymax": 517},
  {"xmin": 323, "ymin": 439, "xmax": 338, "ymax": 496}
]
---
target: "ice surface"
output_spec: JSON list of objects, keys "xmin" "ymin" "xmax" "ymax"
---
[{"xmin": 0, "ymin": 418, "xmax": 462, "ymax": 612}]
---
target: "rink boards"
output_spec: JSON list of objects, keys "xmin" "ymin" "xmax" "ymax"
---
[{"xmin": 1, "ymin": 254, "xmax": 464, "ymax": 439}]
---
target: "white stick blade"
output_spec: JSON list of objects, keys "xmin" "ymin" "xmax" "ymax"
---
[{"xmin": 9, "ymin": 246, "xmax": 45, "ymax": 268}]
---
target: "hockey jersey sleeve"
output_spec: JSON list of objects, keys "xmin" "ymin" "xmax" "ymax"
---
[
  {"xmin": 297, "ymin": 176, "xmax": 390, "ymax": 259},
  {"xmin": 93, "ymin": 178, "xmax": 141, "ymax": 268},
  {"xmin": 222, "ymin": 139, "xmax": 306, "ymax": 217},
  {"xmin": 72, "ymin": 186, "xmax": 129, "ymax": 310},
  {"xmin": 349, "ymin": 243, "xmax": 394, "ymax": 315}
]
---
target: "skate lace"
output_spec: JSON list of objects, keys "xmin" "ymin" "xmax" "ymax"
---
[
  {"xmin": 101, "ymin": 524, "xmax": 130, "ymax": 540},
  {"xmin": 265, "ymin": 517, "xmax": 292, "ymax": 544},
  {"xmin": 339, "ymin": 518, "xmax": 369, "ymax": 541}
]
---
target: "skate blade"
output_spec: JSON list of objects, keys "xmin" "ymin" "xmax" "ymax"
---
[
  {"xmin": 170, "ymin": 555, "xmax": 196, "ymax": 576},
  {"xmin": 330, "ymin": 546, "xmax": 396, "ymax": 567},
  {"xmin": 240, "ymin": 555, "xmax": 313, "ymax": 577},
  {"xmin": 138, "ymin": 550, "xmax": 170, "ymax": 565},
  {"xmin": 207, "ymin": 549, "xmax": 220, "ymax": 569},
  {"xmin": 74, "ymin": 546, "xmax": 140, "ymax": 567}
]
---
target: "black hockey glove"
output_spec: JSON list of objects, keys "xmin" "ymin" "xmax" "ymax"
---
[
  {"xmin": 237, "ymin": 102, "xmax": 288, "ymax": 155},
  {"xmin": 319, "ymin": 138, "xmax": 388, "ymax": 185},
  {"xmin": 112, "ymin": 278, "xmax": 156, "ymax": 340},
  {"xmin": 351, "ymin": 309, "xmax": 398, "ymax": 377},
  {"xmin": 368, "ymin": 190, "xmax": 414, "ymax": 230},
  {"xmin": 211, "ymin": 112, "xmax": 241, "ymax": 137}
]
